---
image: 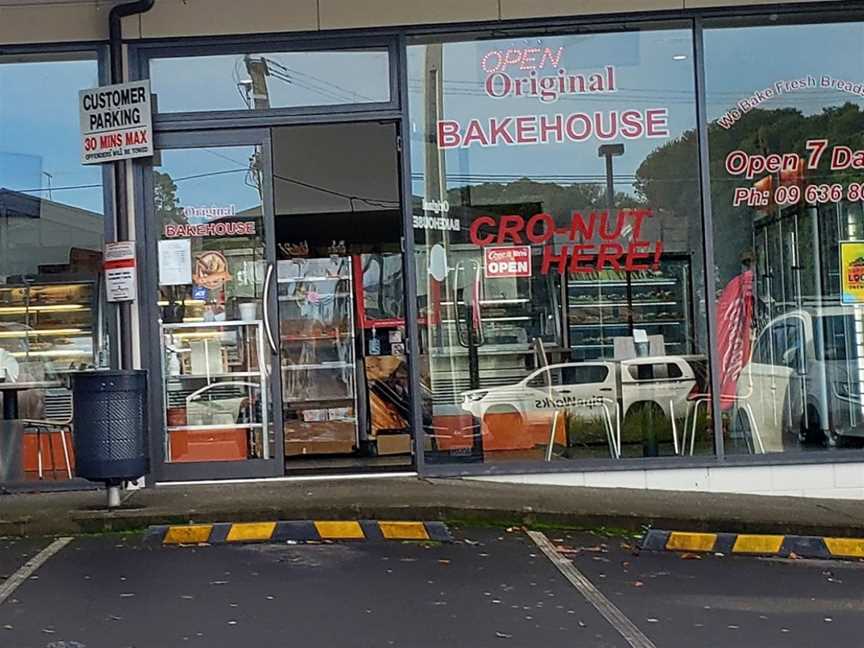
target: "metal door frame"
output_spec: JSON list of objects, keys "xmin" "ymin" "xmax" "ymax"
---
[{"xmin": 141, "ymin": 128, "xmax": 285, "ymax": 481}]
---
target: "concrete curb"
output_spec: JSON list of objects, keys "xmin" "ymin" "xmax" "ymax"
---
[
  {"xmin": 145, "ymin": 520, "xmax": 452, "ymax": 545},
  {"xmin": 4, "ymin": 480, "xmax": 864, "ymax": 540},
  {"xmin": 7, "ymin": 503, "xmax": 864, "ymax": 540},
  {"xmin": 641, "ymin": 529, "xmax": 864, "ymax": 560}
]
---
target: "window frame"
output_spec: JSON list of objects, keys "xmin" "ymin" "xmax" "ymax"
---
[{"xmin": 133, "ymin": 34, "xmax": 400, "ymax": 130}]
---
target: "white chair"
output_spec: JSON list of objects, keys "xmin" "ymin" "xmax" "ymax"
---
[
  {"xmin": 536, "ymin": 338, "xmax": 621, "ymax": 461},
  {"xmin": 682, "ymin": 363, "xmax": 763, "ymax": 456}
]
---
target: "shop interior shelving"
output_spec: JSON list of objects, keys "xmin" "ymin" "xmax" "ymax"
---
[
  {"xmin": 0, "ymin": 278, "xmax": 97, "ymax": 371},
  {"xmin": 161, "ymin": 320, "xmax": 270, "ymax": 462},
  {"xmin": 277, "ymin": 257, "xmax": 358, "ymax": 456},
  {"xmin": 567, "ymin": 256, "xmax": 692, "ymax": 360}
]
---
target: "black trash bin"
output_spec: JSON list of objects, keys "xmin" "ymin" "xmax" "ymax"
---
[{"xmin": 73, "ymin": 370, "xmax": 148, "ymax": 485}]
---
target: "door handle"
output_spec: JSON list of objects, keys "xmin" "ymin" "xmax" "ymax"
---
[{"xmin": 263, "ymin": 262, "xmax": 278, "ymax": 355}]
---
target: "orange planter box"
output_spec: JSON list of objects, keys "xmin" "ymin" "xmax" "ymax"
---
[{"xmin": 169, "ymin": 428, "xmax": 249, "ymax": 463}]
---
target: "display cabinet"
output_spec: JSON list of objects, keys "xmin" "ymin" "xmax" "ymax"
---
[
  {"xmin": 0, "ymin": 278, "xmax": 99, "ymax": 373},
  {"xmin": 567, "ymin": 255, "xmax": 693, "ymax": 361},
  {"xmin": 277, "ymin": 257, "xmax": 359, "ymax": 456},
  {"xmin": 160, "ymin": 320, "xmax": 270, "ymax": 463},
  {"xmin": 418, "ymin": 246, "xmax": 564, "ymax": 406}
]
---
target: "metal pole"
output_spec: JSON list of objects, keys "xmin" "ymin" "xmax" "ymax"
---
[
  {"xmin": 693, "ymin": 18, "xmax": 726, "ymax": 459},
  {"xmin": 107, "ymin": 484, "xmax": 121, "ymax": 508},
  {"xmin": 108, "ymin": 0, "xmax": 155, "ymax": 372}
]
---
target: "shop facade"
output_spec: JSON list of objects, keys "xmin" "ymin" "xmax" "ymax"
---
[{"xmin": 3, "ymin": 0, "xmax": 864, "ymax": 496}]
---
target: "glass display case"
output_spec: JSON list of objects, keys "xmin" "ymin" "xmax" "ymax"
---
[
  {"xmin": 161, "ymin": 321, "xmax": 270, "ymax": 463},
  {"xmin": 418, "ymin": 245, "xmax": 564, "ymax": 405},
  {"xmin": 0, "ymin": 279, "xmax": 99, "ymax": 375},
  {"xmin": 567, "ymin": 255, "xmax": 693, "ymax": 361},
  {"xmin": 278, "ymin": 256, "xmax": 359, "ymax": 456}
]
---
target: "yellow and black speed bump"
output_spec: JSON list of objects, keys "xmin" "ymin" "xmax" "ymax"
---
[
  {"xmin": 146, "ymin": 520, "xmax": 452, "ymax": 546},
  {"xmin": 641, "ymin": 530, "xmax": 864, "ymax": 561}
]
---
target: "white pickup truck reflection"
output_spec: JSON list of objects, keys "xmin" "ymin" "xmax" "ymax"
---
[{"xmin": 460, "ymin": 356, "xmax": 699, "ymax": 456}]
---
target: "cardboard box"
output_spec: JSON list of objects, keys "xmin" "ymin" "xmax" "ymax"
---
[
  {"xmin": 284, "ymin": 420, "xmax": 356, "ymax": 456},
  {"xmin": 377, "ymin": 433, "xmax": 412, "ymax": 456}
]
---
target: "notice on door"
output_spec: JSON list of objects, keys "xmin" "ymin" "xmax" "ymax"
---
[
  {"xmin": 79, "ymin": 81, "xmax": 153, "ymax": 164},
  {"xmin": 484, "ymin": 246, "xmax": 532, "ymax": 279},
  {"xmin": 158, "ymin": 239, "xmax": 193, "ymax": 286},
  {"xmin": 104, "ymin": 241, "xmax": 137, "ymax": 302}
]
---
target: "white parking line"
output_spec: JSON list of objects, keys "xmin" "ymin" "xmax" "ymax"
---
[
  {"xmin": 527, "ymin": 530, "xmax": 657, "ymax": 648},
  {"xmin": 0, "ymin": 537, "xmax": 73, "ymax": 605}
]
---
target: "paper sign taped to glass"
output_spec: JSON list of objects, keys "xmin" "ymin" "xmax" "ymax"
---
[{"xmin": 840, "ymin": 241, "xmax": 864, "ymax": 304}]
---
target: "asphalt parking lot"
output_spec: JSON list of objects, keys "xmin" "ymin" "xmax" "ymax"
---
[{"xmin": 0, "ymin": 527, "xmax": 862, "ymax": 648}]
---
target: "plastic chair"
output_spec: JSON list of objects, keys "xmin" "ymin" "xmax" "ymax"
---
[{"xmin": 21, "ymin": 388, "xmax": 73, "ymax": 479}]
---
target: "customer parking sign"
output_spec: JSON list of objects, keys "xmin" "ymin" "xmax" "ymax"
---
[{"xmin": 79, "ymin": 81, "xmax": 153, "ymax": 164}]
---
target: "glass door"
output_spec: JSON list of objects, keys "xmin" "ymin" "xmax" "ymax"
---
[
  {"xmin": 148, "ymin": 129, "xmax": 283, "ymax": 480},
  {"xmin": 271, "ymin": 122, "xmax": 412, "ymax": 470}
]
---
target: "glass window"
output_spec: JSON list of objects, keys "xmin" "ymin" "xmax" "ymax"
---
[
  {"xmin": 153, "ymin": 145, "xmax": 272, "ymax": 464},
  {"xmin": 562, "ymin": 364, "xmax": 610, "ymax": 384},
  {"xmin": 0, "ymin": 52, "xmax": 107, "ymax": 482},
  {"xmin": 409, "ymin": 25, "xmax": 712, "ymax": 467},
  {"xmin": 706, "ymin": 16, "xmax": 864, "ymax": 453},
  {"xmin": 150, "ymin": 48, "xmax": 391, "ymax": 113}
]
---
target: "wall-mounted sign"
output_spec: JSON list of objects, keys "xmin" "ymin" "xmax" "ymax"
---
[
  {"xmin": 103, "ymin": 241, "xmax": 137, "ymax": 302},
  {"xmin": 484, "ymin": 246, "xmax": 531, "ymax": 279},
  {"xmin": 840, "ymin": 240, "xmax": 864, "ymax": 304},
  {"xmin": 79, "ymin": 80, "xmax": 152, "ymax": 164}
]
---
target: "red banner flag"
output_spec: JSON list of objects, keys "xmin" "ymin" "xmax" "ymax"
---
[{"xmin": 716, "ymin": 270, "xmax": 754, "ymax": 410}]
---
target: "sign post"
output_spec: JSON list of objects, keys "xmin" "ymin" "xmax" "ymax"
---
[{"xmin": 79, "ymin": 81, "xmax": 153, "ymax": 165}]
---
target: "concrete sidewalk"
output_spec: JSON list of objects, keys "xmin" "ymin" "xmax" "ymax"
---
[{"xmin": 1, "ymin": 477, "xmax": 864, "ymax": 538}]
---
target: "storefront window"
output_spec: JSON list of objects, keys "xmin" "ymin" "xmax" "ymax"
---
[
  {"xmin": 0, "ymin": 53, "xmax": 107, "ymax": 481},
  {"xmin": 150, "ymin": 48, "xmax": 391, "ymax": 113},
  {"xmin": 706, "ymin": 16, "xmax": 864, "ymax": 455},
  {"xmin": 408, "ymin": 25, "xmax": 712, "ymax": 467}
]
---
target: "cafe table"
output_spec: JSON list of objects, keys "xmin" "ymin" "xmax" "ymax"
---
[
  {"xmin": 0, "ymin": 380, "xmax": 64, "ymax": 481},
  {"xmin": 0, "ymin": 380, "xmax": 64, "ymax": 420}
]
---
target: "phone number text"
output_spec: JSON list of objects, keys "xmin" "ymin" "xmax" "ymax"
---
[{"xmin": 733, "ymin": 182, "xmax": 864, "ymax": 208}]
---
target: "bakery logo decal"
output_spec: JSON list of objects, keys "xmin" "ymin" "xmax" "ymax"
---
[
  {"xmin": 437, "ymin": 45, "xmax": 670, "ymax": 149},
  {"xmin": 184, "ymin": 205, "xmax": 236, "ymax": 223},
  {"xmin": 193, "ymin": 251, "xmax": 231, "ymax": 290},
  {"xmin": 470, "ymin": 209, "xmax": 662, "ymax": 275},
  {"xmin": 163, "ymin": 204, "xmax": 257, "ymax": 238}
]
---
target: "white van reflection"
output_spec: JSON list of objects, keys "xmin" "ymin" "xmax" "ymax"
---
[{"xmin": 740, "ymin": 305, "xmax": 864, "ymax": 451}]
